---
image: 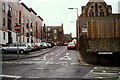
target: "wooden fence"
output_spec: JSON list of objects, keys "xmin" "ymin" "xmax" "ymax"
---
[{"xmin": 87, "ymin": 19, "xmax": 120, "ymax": 39}]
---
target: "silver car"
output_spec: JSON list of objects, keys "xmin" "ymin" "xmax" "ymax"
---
[{"xmin": 1, "ymin": 43, "xmax": 31, "ymax": 54}]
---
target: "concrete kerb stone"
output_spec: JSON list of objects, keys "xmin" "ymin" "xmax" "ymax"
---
[
  {"xmin": 2, "ymin": 47, "xmax": 57, "ymax": 61},
  {"xmin": 77, "ymin": 51, "xmax": 95, "ymax": 67}
]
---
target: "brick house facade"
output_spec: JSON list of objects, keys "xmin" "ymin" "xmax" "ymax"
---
[
  {"xmin": 47, "ymin": 24, "xmax": 64, "ymax": 45},
  {"xmin": 0, "ymin": 0, "xmax": 19, "ymax": 45},
  {"xmin": 0, "ymin": 1, "xmax": 43, "ymax": 45}
]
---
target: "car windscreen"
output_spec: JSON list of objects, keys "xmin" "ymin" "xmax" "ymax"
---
[{"xmin": 68, "ymin": 43, "xmax": 75, "ymax": 45}]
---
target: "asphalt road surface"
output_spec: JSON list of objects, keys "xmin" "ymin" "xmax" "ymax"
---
[{"xmin": 1, "ymin": 46, "xmax": 120, "ymax": 80}]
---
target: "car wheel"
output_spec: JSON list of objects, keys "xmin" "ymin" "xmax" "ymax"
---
[
  {"xmin": 19, "ymin": 50, "xmax": 25, "ymax": 54},
  {"xmin": 1, "ymin": 49, "xmax": 6, "ymax": 53}
]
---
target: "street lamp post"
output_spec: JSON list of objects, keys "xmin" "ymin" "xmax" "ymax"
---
[{"xmin": 68, "ymin": 8, "xmax": 79, "ymax": 50}]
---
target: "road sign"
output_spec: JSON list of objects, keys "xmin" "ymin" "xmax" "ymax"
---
[
  {"xmin": 14, "ymin": 24, "xmax": 20, "ymax": 32},
  {"xmin": 98, "ymin": 52, "xmax": 113, "ymax": 54}
]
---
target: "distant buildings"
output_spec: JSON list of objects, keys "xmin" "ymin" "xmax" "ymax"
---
[
  {"xmin": 46, "ymin": 24, "xmax": 64, "ymax": 45},
  {"xmin": 64, "ymin": 33, "xmax": 72, "ymax": 44},
  {"xmin": 0, "ymin": 1, "xmax": 66, "ymax": 46}
]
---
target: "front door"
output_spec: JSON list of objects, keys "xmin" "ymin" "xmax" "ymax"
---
[{"xmin": 8, "ymin": 31, "xmax": 12, "ymax": 44}]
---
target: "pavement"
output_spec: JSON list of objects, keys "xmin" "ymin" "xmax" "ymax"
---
[{"xmin": 1, "ymin": 47, "xmax": 57, "ymax": 61}]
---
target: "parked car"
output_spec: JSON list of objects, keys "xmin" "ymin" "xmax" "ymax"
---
[
  {"xmin": 46, "ymin": 42, "xmax": 52, "ymax": 48},
  {"xmin": 41, "ymin": 42, "xmax": 48, "ymax": 49},
  {"xmin": 27, "ymin": 43, "xmax": 36, "ymax": 51},
  {"xmin": 47, "ymin": 41, "xmax": 54, "ymax": 47},
  {"xmin": 1, "ymin": 43, "xmax": 31, "ymax": 54},
  {"xmin": 32, "ymin": 43, "xmax": 39, "ymax": 50},
  {"xmin": 35, "ymin": 43, "xmax": 43, "ymax": 49},
  {"xmin": 67, "ymin": 42, "xmax": 77, "ymax": 50}
]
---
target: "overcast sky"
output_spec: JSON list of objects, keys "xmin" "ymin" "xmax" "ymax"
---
[{"xmin": 20, "ymin": 0, "xmax": 119, "ymax": 37}]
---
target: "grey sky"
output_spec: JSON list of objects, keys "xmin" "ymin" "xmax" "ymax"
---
[{"xmin": 20, "ymin": 0, "xmax": 119, "ymax": 37}]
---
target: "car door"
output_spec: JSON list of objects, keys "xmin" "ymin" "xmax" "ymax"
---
[
  {"xmin": 7, "ymin": 43, "xmax": 16, "ymax": 52},
  {"xmin": 13, "ymin": 43, "xmax": 20, "ymax": 52}
]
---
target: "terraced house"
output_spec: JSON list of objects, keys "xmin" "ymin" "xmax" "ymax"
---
[
  {"xmin": 0, "ymin": 1, "xmax": 43, "ymax": 46},
  {"xmin": 19, "ymin": 3, "xmax": 43, "ymax": 43},
  {"xmin": 0, "ymin": 0, "xmax": 19, "ymax": 45}
]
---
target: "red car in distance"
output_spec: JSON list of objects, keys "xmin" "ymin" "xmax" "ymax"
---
[{"xmin": 67, "ymin": 42, "xmax": 77, "ymax": 50}]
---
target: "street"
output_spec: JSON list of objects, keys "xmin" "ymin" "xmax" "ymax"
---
[{"xmin": 1, "ymin": 46, "xmax": 120, "ymax": 80}]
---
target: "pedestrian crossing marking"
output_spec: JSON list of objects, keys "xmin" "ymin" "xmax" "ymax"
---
[
  {"xmin": 83, "ymin": 67, "xmax": 120, "ymax": 79},
  {"xmin": 0, "ymin": 74, "xmax": 21, "ymax": 78}
]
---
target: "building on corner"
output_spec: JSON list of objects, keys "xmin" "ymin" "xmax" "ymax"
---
[{"xmin": 46, "ymin": 24, "xmax": 64, "ymax": 45}]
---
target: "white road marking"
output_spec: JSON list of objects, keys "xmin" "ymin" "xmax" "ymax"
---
[
  {"xmin": 66, "ymin": 52, "xmax": 69, "ymax": 56},
  {"xmin": 56, "ymin": 49, "xmax": 66, "ymax": 56},
  {"xmin": 96, "ymin": 77, "xmax": 103, "ymax": 79},
  {"xmin": 83, "ymin": 67, "xmax": 120, "ymax": 79},
  {"xmin": 0, "ymin": 74, "xmax": 21, "ymax": 78},
  {"xmin": 1, "ymin": 61, "xmax": 43, "ymax": 64},
  {"xmin": 46, "ymin": 58, "xmax": 53, "ymax": 64},
  {"xmin": 70, "ymin": 63, "xmax": 80, "ymax": 65},
  {"xmin": 90, "ymin": 70, "xmax": 93, "ymax": 72},
  {"xmin": 27, "ymin": 76, "xmax": 39, "ymax": 78},
  {"xmin": 60, "ymin": 56, "xmax": 72, "ymax": 60},
  {"xmin": 34, "ymin": 68, "xmax": 45, "ymax": 70},
  {"xmin": 51, "ymin": 53, "xmax": 54, "ymax": 55},
  {"xmin": 103, "ymin": 71, "xmax": 106, "ymax": 73}
]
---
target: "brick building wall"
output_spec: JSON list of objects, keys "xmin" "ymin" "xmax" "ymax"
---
[
  {"xmin": 0, "ymin": 1, "xmax": 19, "ymax": 45},
  {"xmin": 0, "ymin": 1, "xmax": 44, "ymax": 45},
  {"xmin": 47, "ymin": 25, "xmax": 64, "ymax": 45}
]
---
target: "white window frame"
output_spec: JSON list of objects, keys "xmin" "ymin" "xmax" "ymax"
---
[
  {"xmin": 48, "ymin": 28, "xmax": 51, "ymax": 31},
  {"xmin": 48, "ymin": 33, "xmax": 50, "ymax": 36},
  {"xmin": 2, "ymin": 18, "xmax": 5, "ymax": 25},
  {"xmin": 3, "ymin": 32, "xmax": 5, "ymax": 40},
  {"xmin": 2, "ymin": 3, "xmax": 6, "ymax": 11},
  {"xmin": 54, "ymin": 36, "xmax": 57, "ymax": 39},
  {"xmin": 54, "ymin": 29, "xmax": 57, "ymax": 33}
]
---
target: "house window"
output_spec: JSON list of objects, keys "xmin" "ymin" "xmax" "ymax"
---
[
  {"xmin": 3, "ymin": 32, "xmax": 5, "ymax": 40},
  {"xmin": 30, "ymin": 20, "xmax": 33, "ymax": 27},
  {"xmin": 95, "ymin": 3, "xmax": 98, "ymax": 16},
  {"xmin": 23, "ymin": 37, "xmax": 24, "ymax": 42},
  {"xmin": 15, "ymin": 11, "xmax": 18, "ymax": 19},
  {"xmin": 54, "ymin": 36, "xmax": 57, "ymax": 39},
  {"xmin": 8, "ymin": 5, "xmax": 12, "ymax": 11},
  {"xmin": 26, "ymin": 20, "xmax": 29, "ymax": 28},
  {"xmin": 8, "ymin": 5, "xmax": 12, "ymax": 17},
  {"xmin": 22, "ymin": 16, "xmax": 25, "ymax": 25},
  {"xmin": 54, "ymin": 29, "xmax": 57, "ymax": 33},
  {"xmin": 100, "ymin": 10, "xmax": 104, "ymax": 16},
  {"xmin": 3, "ymin": 18, "xmax": 5, "ymax": 25},
  {"xmin": 2, "ymin": 3, "xmax": 6, "ymax": 11},
  {"xmin": 82, "ymin": 24, "xmax": 87, "ymax": 32},
  {"xmin": 48, "ymin": 33, "xmax": 50, "ymax": 36},
  {"xmin": 89, "ymin": 11, "xmax": 94, "ymax": 17},
  {"xmin": 48, "ymin": 28, "xmax": 51, "ymax": 31},
  {"xmin": 27, "ymin": 38, "xmax": 29, "ymax": 42},
  {"xmin": 23, "ymin": 27, "xmax": 24, "ymax": 35}
]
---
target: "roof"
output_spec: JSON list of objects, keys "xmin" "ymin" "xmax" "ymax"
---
[
  {"xmin": 38, "ymin": 16, "xmax": 43, "ymax": 21},
  {"xmin": 47, "ymin": 26, "xmax": 63, "ymax": 29},
  {"xmin": 30, "ymin": 8, "xmax": 37, "ymax": 15},
  {"xmin": 20, "ymin": 3, "xmax": 31, "ymax": 12}
]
